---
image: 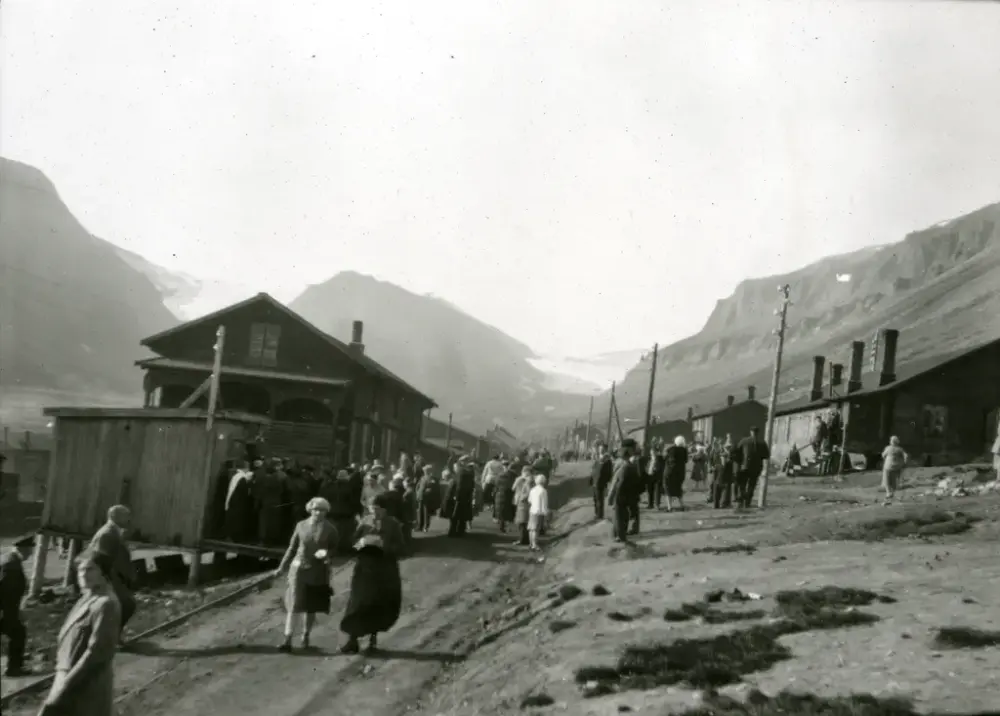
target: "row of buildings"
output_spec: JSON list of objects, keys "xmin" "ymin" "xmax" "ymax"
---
[{"xmin": 622, "ymin": 328, "xmax": 1000, "ymax": 468}]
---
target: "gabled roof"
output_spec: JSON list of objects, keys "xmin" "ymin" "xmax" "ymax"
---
[
  {"xmin": 140, "ymin": 292, "xmax": 436, "ymax": 408},
  {"xmin": 691, "ymin": 399, "xmax": 766, "ymax": 421},
  {"xmin": 774, "ymin": 337, "xmax": 1000, "ymax": 416}
]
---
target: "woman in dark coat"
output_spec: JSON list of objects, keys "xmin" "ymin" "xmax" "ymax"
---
[
  {"xmin": 664, "ymin": 436, "xmax": 689, "ymax": 512},
  {"xmin": 492, "ymin": 466, "xmax": 516, "ymax": 533},
  {"xmin": 339, "ymin": 492, "xmax": 405, "ymax": 654}
]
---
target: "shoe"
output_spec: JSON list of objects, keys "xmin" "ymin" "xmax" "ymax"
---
[
  {"xmin": 340, "ymin": 639, "xmax": 360, "ymax": 654},
  {"xmin": 278, "ymin": 641, "xmax": 292, "ymax": 653}
]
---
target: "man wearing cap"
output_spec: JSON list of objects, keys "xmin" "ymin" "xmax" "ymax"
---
[
  {"xmin": 606, "ymin": 439, "xmax": 643, "ymax": 542},
  {"xmin": 0, "ymin": 537, "xmax": 33, "ymax": 676},
  {"xmin": 589, "ymin": 442, "xmax": 613, "ymax": 520},
  {"xmin": 734, "ymin": 427, "xmax": 770, "ymax": 508}
]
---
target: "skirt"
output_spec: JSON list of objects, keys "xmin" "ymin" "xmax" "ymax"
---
[
  {"xmin": 286, "ymin": 580, "xmax": 332, "ymax": 614},
  {"xmin": 340, "ymin": 548, "xmax": 402, "ymax": 637},
  {"xmin": 665, "ymin": 471, "xmax": 685, "ymax": 498}
]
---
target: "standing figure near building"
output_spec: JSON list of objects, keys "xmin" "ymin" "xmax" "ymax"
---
[
  {"xmin": 512, "ymin": 466, "xmax": 534, "ymax": 546},
  {"xmin": 880, "ymin": 436, "xmax": 909, "ymax": 504},
  {"xmin": 275, "ymin": 497, "xmax": 338, "ymax": 652},
  {"xmin": 492, "ymin": 463, "xmax": 516, "ymax": 533},
  {"xmin": 590, "ymin": 442, "xmax": 614, "ymax": 519},
  {"xmin": 645, "ymin": 441, "xmax": 665, "ymax": 510},
  {"xmin": 664, "ymin": 436, "xmax": 689, "ymax": 512},
  {"xmin": 39, "ymin": 551, "xmax": 120, "ymax": 716},
  {"xmin": 89, "ymin": 505, "xmax": 136, "ymax": 644},
  {"xmin": 253, "ymin": 460, "xmax": 287, "ymax": 547},
  {"xmin": 320, "ymin": 470, "xmax": 362, "ymax": 553},
  {"xmin": 0, "ymin": 537, "xmax": 32, "ymax": 676},
  {"xmin": 442, "ymin": 455, "xmax": 476, "ymax": 537},
  {"xmin": 689, "ymin": 434, "xmax": 709, "ymax": 489},
  {"xmin": 481, "ymin": 454, "xmax": 505, "ymax": 511},
  {"xmin": 711, "ymin": 435, "xmax": 735, "ymax": 509},
  {"xmin": 527, "ymin": 474, "xmax": 549, "ymax": 551},
  {"xmin": 735, "ymin": 427, "xmax": 770, "ymax": 508},
  {"xmin": 607, "ymin": 439, "xmax": 642, "ymax": 542},
  {"xmin": 415, "ymin": 465, "xmax": 441, "ymax": 532}
]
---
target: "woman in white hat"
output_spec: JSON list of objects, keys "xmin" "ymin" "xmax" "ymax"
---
[{"xmin": 274, "ymin": 496, "xmax": 338, "ymax": 652}]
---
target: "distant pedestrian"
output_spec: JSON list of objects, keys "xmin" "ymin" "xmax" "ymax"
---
[
  {"xmin": 664, "ymin": 436, "xmax": 689, "ymax": 512},
  {"xmin": 607, "ymin": 439, "xmax": 643, "ymax": 542},
  {"xmin": 734, "ymin": 427, "xmax": 770, "ymax": 508},
  {"xmin": 711, "ymin": 436, "xmax": 736, "ymax": 509},
  {"xmin": 881, "ymin": 436, "xmax": 909, "ymax": 503},
  {"xmin": 527, "ymin": 474, "xmax": 549, "ymax": 551},
  {"xmin": 0, "ymin": 536, "xmax": 32, "ymax": 676},
  {"xmin": 415, "ymin": 465, "xmax": 441, "ymax": 532},
  {"xmin": 590, "ymin": 443, "xmax": 613, "ymax": 519},
  {"xmin": 512, "ymin": 466, "xmax": 534, "ymax": 546}
]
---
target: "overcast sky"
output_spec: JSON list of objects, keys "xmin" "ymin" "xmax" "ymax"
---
[{"xmin": 3, "ymin": 0, "xmax": 999, "ymax": 357}]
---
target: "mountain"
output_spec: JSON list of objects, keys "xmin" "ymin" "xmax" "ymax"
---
[
  {"xmin": 0, "ymin": 157, "xmax": 178, "ymax": 400},
  {"xmin": 527, "ymin": 348, "xmax": 647, "ymax": 391},
  {"xmin": 289, "ymin": 272, "xmax": 589, "ymax": 434},
  {"xmin": 113, "ymin": 246, "xmax": 204, "ymax": 318},
  {"xmin": 537, "ymin": 201, "xmax": 1000, "ymax": 429}
]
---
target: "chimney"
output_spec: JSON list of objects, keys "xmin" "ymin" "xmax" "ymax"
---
[
  {"xmin": 726, "ymin": 395, "xmax": 735, "ymax": 407},
  {"xmin": 848, "ymin": 341, "xmax": 864, "ymax": 393},
  {"xmin": 350, "ymin": 320, "xmax": 365, "ymax": 354},
  {"xmin": 878, "ymin": 328, "xmax": 899, "ymax": 386},
  {"xmin": 686, "ymin": 407, "xmax": 694, "ymax": 422},
  {"xmin": 829, "ymin": 364, "xmax": 843, "ymax": 394},
  {"xmin": 747, "ymin": 385, "xmax": 756, "ymax": 402},
  {"xmin": 810, "ymin": 356, "xmax": 826, "ymax": 402}
]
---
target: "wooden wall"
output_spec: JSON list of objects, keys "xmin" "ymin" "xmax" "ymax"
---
[{"xmin": 41, "ymin": 413, "xmax": 257, "ymax": 549}]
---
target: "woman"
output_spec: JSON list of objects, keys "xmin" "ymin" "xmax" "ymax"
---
[
  {"xmin": 881, "ymin": 436, "xmax": 909, "ymax": 503},
  {"xmin": 689, "ymin": 436, "xmax": 709, "ymax": 488},
  {"xmin": 492, "ymin": 462, "xmax": 516, "ymax": 533},
  {"xmin": 360, "ymin": 473, "xmax": 384, "ymax": 514},
  {"xmin": 511, "ymin": 466, "xmax": 534, "ymax": 546},
  {"xmin": 664, "ymin": 435, "xmax": 689, "ymax": 512},
  {"xmin": 275, "ymin": 497, "xmax": 339, "ymax": 652},
  {"xmin": 39, "ymin": 550, "xmax": 120, "ymax": 716},
  {"xmin": 340, "ymin": 492, "xmax": 405, "ymax": 654}
]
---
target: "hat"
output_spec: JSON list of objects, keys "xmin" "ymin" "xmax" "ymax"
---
[
  {"xmin": 621, "ymin": 438, "xmax": 638, "ymax": 450},
  {"xmin": 372, "ymin": 460, "xmax": 384, "ymax": 469}
]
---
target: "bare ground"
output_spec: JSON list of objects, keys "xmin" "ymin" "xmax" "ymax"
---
[{"xmin": 412, "ymin": 464, "xmax": 1000, "ymax": 715}]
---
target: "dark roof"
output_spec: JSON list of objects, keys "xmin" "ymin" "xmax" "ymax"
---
[
  {"xmin": 691, "ymin": 399, "xmax": 766, "ymax": 421},
  {"xmin": 140, "ymin": 293, "xmax": 436, "ymax": 408},
  {"xmin": 774, "ymin": 339, "xmax": 998, "ymax": 415}
]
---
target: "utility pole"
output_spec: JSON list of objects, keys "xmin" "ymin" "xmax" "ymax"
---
[
  {"xmin": 584, "ymin": 395, "xmax": 594, "ymax": 456},
  {"xmin": 205, "ymin": 325, "xmax": 226, "ymax": 431},
  {"xmin": 641, "ymin": 344, "xmax": 659, "ymax": 454},
  {"xmin": 758, "ymin": 285, "xmax": 791, "ymax": 508},
  {"xmin": 444, "ymin": 412, "xmax": 453, "ymax": 459},
  {"xmin": 605, "ymin": 382, "xmax": 615, "ymax": 449}
]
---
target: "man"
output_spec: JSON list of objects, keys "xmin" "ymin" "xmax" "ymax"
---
[
  {"xmin": 89, "ymin": 504, "xmax": 137, "ymax": 643},
  {"xmin": 481, "ymin": 454, "xmax": 505, "ymax": 511},
  {"xmin": 590, "ymin": 443, "xmax": 613, "ymax": 520},
  {"xmin": 607, "ymin": 439, "xmax": 642, "ymax": 542},
  {"xmin": 645, "ymin": 441, "xmax": 665, "ymax": 510},
  {"xmin": 444, "ymin": 455, "xmax": 476, "ymax": 537},
  {"xmin": 0, "ymin": 537, "xmax": 33, "ymax": 676},
  {"xmin": 735, "ymin": 427, "xmax": 770, "ymax": 508}
]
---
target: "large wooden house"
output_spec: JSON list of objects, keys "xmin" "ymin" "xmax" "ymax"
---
[
  {"xmin": 136, "ymin": 293, "xmax": 436, "ymax": 466},
  {"xmin": 773, "ymin": 328, "xmax": 1000, "ymax": 468},
  {"xmin": 689, "ymin": 386, "xmax": 767, "ymax": 444}
]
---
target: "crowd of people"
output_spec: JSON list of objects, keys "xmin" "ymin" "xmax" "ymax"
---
[{"xmin": 589, "ymin": 427, "xmax": 772, "ymax": 542}]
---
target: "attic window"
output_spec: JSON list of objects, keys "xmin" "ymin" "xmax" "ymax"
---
[{"xmin": 248, "ymin": 323, "xmax": 281, "ymax": 367}]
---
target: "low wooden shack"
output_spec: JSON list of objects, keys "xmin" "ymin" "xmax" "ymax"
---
[{"xmin": 34, "ymin": 407, "xmax": 268, "ymax": 589}]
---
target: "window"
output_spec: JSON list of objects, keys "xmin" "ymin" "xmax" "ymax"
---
[{"xmin": 248, "ymin": 323, "xmax": 281, "ymax": 367}]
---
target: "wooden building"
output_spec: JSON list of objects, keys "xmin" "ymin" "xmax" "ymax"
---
[
  {"xmin": 773, "ymin": 329, "xmax": 1000, "ymax": 468},
  {"xmin": 486, "ymin": 424, "xmax": 520, "ymax": 455},
  {"xmin": 689, "ymin": 386, "xmax": 768, "ymax": 444},
  {"xmin": 627, "ymin": 417, "xmax": 692, "ymax": 447},
  {"xmin": 421, "ymin": 415, "xmax": 488, "ymax": 461},
  {"xmin": 34, "ymin": 408, "xmax": 268, "ymax": 587},
  {"xmin": 136, "ymin": 293, "xmax": 436, "ymax": 467}
]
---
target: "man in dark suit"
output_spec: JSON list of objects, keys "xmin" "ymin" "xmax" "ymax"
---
[
  {"xmin": 607, "ymin": 439, "xmax": 642, "ymax": 542},
  {"xmin": 735, "ymin": 427, "xmax": 771, "ymax": 508},
  {"xmin": 589, "ymin": 442, "xmax": 613, "ymax": 520},
  {"xmin": 89, "ymin": 505, "xmax": 137, "ymax": 643},
  {"xmin": 0, "ymin": 536, "xmax": 33, "ymax": 676}
]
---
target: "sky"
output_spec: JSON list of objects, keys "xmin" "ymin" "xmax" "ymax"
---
[{"xmin": 3, "ymin": 0, "xmax": 1000, "ymax": 359}]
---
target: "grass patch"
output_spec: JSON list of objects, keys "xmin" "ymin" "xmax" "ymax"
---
[
  {"xmin": 663, "ymin": 602, "xmax": 767, "ymax": 625},
  {"xmin": 832, "ymin": 510, "xmax": 979, "ymax": 541},
  {"xmin": 557, "ymin": 584, "xmax": 584, "ymax": 602},
  {"xmin": 682, "ymin": 690, "xmax": 991, "ymax": 716},
  {"xmin": 519, "ymin": 692, "xmax": 555, "ymax": 709},
  {"xmin": 591, "ymin": 584, "xmax": 611, "ymax": 596},
  {"xmin": 692, "ymin": 544, "xmax": 757, "ymax": 555},
  {"xmin": 607, "ymin": 611, "xmax": 635, "ymax": 622},
  {"xmin": 576, "ymin": 586, "xmax": 890, "ymax": 695},
  {"xmin": 933, "ymin": 626, "xmax": 1000, "ymax": 650}
]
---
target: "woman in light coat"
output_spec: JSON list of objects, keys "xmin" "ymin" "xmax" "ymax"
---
[
  {"xmin": 881, "ymin": 436, "xmax": 909, "ymax": 504},
  {"xmin": 275, "ymin": 497, "xmax": 339, "ymax": 652},
  {"xmin": 39, "ymin": 550, "xmax": 120, "ymax": 716}
]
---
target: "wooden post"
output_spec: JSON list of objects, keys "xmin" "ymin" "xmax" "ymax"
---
[
  {"xmin": 61, "ymin": 537, "xmax": 82, "ymax": 588},
  {"xmin": 612, "ymin": 394, "xmax": 625, "ymax": 443},
  {"xmin": 28, "ymin": 533, "xmax": 51, "ymax": 599},
  {"xmin": 205, "ymin": 326, "xmax": 226, "ymax": 432},
  {"xmin": 759, "ymin": 285, "xmax": 791, "ymax": 508},
  {"xmin": 444, "ymin": 412, "xmax": 453, "ymax": 456},
  {"xmin": 837, "ymin": 401, "xmax": 851, "ymax": 479},
  {"xmin": 605, "ymin": 382, "xmax": 615, "ymax": 449},
  {"xmin": 584, "ymin": 396, "xmax": 594, "ymax": 457},
  {"xmin": 642, "ymin": 344, "xmax": 659, "ymax": 455}
]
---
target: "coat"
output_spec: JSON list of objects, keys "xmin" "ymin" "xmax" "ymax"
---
[
  {"xmin": 279, "ymin": 517, "xmax": 338, "ymax": 613},
  {"xmin": 340, "ymin": 516, "xmax": 404, "ymax": 637},
  {"xmin": 441, "ymin": 467, "xmax": 476, "ymax": 521},
  {"xmin": 607, "ymin": 458, "xmax": 642, "ymax": 507},
  {"xmin": 492, "ymin": 472, "xmax": 516, "ymax": 522},
  {"xmin": 415, "ymin": 476, "xmax": 442, "ymax": 513},
  {"xmin": 0, "ymin": 551, "xmax": 26, "ymax": 620},
  {"xmin": 88, "ymin": 523, "xmax": 135, "ymax": 609},
  {"xmin": 512, "ymin": 476, "xmax": 532, "ymax": 525},
  {"xmin": 41, "ymin": 591, "xmax": 120, "ymax": 716}
]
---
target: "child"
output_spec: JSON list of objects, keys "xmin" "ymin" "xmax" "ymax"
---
[{"xmin": 527, "ymin": 474, "xmax": 549, "ymax": 552}]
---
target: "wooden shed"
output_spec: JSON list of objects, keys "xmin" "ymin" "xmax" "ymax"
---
[{"xmin": 40, "ymin": 407, "xmax": 268, "ymax": 554}]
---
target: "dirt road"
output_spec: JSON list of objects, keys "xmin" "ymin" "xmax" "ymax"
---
[{"xmin": 7, "ymin": 465, "xmax": 591, "ymax": 716}]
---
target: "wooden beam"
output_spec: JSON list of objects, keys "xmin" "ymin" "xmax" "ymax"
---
[{"xmin": 179, "ymin": 378, "xmax": 212, "ymax": 409}]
